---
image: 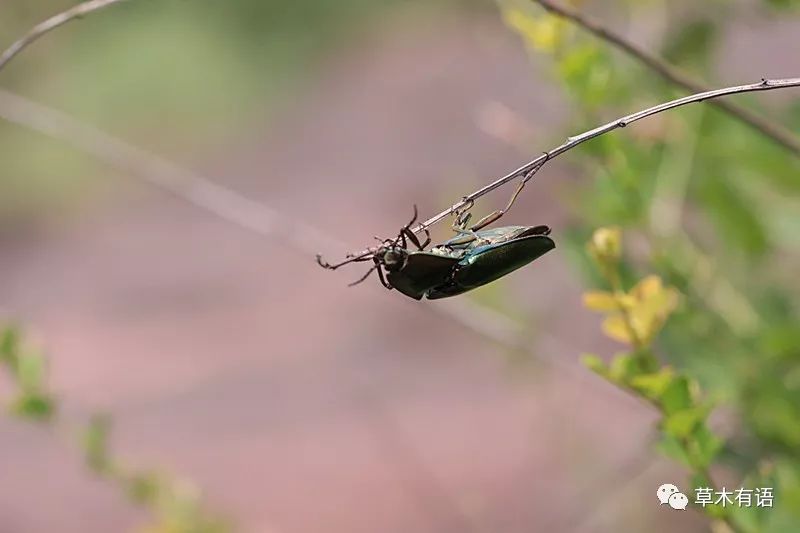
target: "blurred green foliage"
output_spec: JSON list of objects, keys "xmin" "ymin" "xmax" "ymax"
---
[
  {"xmin": 3, "ymin": 0, "xmax": 800, "ymax": 530},
  {"xmin": 0, "ymin": 0, "xmax": 424, "ymax": 218},
  {"xmin": 501, "ymin": 0, "xmax": 800, "ymax": 530},
  {"xmin": 583, "ymin": 227, "xmax": 737, "ymax": 529},
  {"xmin": 1, "ymin": 326, "xmax": 55, "ymax": 421},
  {"xmin": 1, "ymin": 324, "xmax": 229, "ymax": 532}
]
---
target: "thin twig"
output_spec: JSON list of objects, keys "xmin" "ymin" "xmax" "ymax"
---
[
  {"xmin": 0, "ymin": 0, "xmax": 130, "ymax": 73},
  {"xmin": 0, "ymin": 88, "xmax": 343, "ymax": 256},
  {"xmin": 398, "ymin": 78, "xmax": 800, "ymax": 243},
  {"xmin": 530, "ymin": 0, "xmax": 800, "ymax": 156}
]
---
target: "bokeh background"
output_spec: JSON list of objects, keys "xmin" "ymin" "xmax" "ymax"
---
[{"xmin": 1, "ymin": 1, "xmax": 799, "ymax": 532}]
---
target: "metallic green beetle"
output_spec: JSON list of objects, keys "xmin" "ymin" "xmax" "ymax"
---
[
  {"xmin": 316, "ymin": 207, "xmax": 555, "ymax": 300},
  {"xmin": 422, "ymin": 224, "xmax": 554, "ymax": 300}
]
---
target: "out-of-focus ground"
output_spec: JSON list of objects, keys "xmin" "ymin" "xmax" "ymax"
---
[{"xmin": 1, "ymin": 3, "xmax": 797, "ymax": 532}]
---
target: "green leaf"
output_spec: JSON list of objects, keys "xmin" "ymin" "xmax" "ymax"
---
[
  {"xmin": 608, "ymin": 353, "xmax": 638, "ymax": 383},
  {"xmin": 126, "ymin": 472, "xmax": 161, "ymax": 505},
  {"xmin": 581, "ymin": 353, "xmax": 607, "ymax": 376},
  {"xmin": 16, "ymin": 353, "xmax": 47, "ymax": 391},
  {"xmin": 9, "ymin": 393, "xmax": 55, "ymax": 421},
  {"xmin": 660, "ymin": 376, "xmax": 693, "ymax": 415},
  {"xmin": 689, "ymin": 471, "xmax": 711, "ymax": 491},
  {"xmin": 662, "ymin": 407, "xmax": 705, "ymax": 438},
  {"xmin": 656, "ymin": 433, "xmax": 692, "ymax": 468},
  {"xmin": 0, "ymin": 327, "xmax": 20, "ymax": 363},
  {"xmin": 630, "ymin": 367, "xmax": 674, "ymax": 400},
  {"xmin": 84, "ymin": 414, "xmax": 112, "ymax": 473},
  {"xmin": 690, "ymin": 424, "xmax": 723, "ymax": 470}
]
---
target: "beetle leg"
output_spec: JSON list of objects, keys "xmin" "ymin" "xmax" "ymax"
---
[
  {"xmin": 401, "ymin": 228, "xmax": 417, "ymax": 248},
  {"xmin": 467, "ymin": 159, "xmax": 548, "ymax": 232},
  {"xmin": 407, "ymin": 204, "xmax": 419, "ymax": 227},
  {"xmin": 393, "ymin": 203, "xmax": 420, "ymax": 250},
  {"xmin": 418, "ymin": 229, "xmax": 431, "ymax": 249},
  {"xmin": 450, "ymin": 199, "xmax": 475, "ymax": 231},
  {"xmin": 348, "ymin": 264, "xmax": 379, "ymax": 286},
  {"xmin": 450, "ymin": 227, "xmax": 478, "ymax": 240},
  {"xmin": 448, "ymin": 212, "xmax": 481, "ymax": 244},
  {"xmin": 456, "ymin": 211, "xmax": 472, "ymax": 230},
  {"xmin": 317, "ymin": 251, "xmax": 374, "ymax": 270},
  {"xmin": 393, "ymin": 204, "xmax": 431, "ymax": 251},
  {"xmin": 402, "ymin": 226, "xmax": 431, "ymax": 250},
  {"xmin": 454, "ymin": 198, "xmax": 474, "ymax": 218},
  {"xmin": 467, "ymin": 179, "xmax": 526, "ymax": 231},
  {"xmin": 376, "ymin": 265, "xmax": 393, "ymax": 290}
]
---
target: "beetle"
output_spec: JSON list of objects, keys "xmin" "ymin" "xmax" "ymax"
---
[
  {"xmin": 316, "ymin": 206, "xmax": 555, "ymax": 300},
  {"xmin": 317, "ymin": 151, "xmax": 556, "ymax": 299},
  {"xmin": 423, "ymin": 224, "xmax": 554, "ymax": 300},
  {"xmin": 316, "ymin": 206, "xmax": 457, "ymax": 298}
]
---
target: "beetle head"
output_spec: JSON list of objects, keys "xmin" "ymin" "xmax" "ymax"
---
[{"xmin": 375, "ymin": 243, "xmax": 409, "ymax": 272}]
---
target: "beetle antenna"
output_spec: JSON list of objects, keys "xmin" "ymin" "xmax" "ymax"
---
[{"xmin": 348, "ymin": 264, "xmax": 378, "ymax": 286}]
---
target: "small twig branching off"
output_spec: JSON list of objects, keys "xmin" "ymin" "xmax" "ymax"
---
[
  {"xmin": 0, "ymin": 0, "xmax": 130, "ymax": 73},
  {"xmin": 530, "ymin": 0, "xmax": 800, "ymax": 156},
  {"xmin": 0, "ymin": 88, "xmax": 345, "ymax": 256}
]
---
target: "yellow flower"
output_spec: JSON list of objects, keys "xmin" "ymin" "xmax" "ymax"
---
[
  {"xmin": 584, "ymin": 275, "xmax": 680, "ymax": 346},
  {"xmin": 587, "ymin": 226, "xmax": 622, "ymax": 265}
]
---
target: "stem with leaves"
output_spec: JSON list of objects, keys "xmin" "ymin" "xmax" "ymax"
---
[
  {"xmin": 0, "ymin": 326, "xmax": 229, "ymax": 533},
  {"xmin": 582, "ymin": 228, "xmax": 748, "ymax": 533}
]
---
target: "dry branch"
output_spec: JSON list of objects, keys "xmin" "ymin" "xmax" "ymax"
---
[
  {"xmin": 403, "ymin": 78, "xmax": 800, "ymax": 238},
  {"xmin": 0, "ymin": 0, "xmax": 129, "ymax": 73},
  {"xmin": 530, "ymin": 0, "xmax": 800, "ymax": 155}
]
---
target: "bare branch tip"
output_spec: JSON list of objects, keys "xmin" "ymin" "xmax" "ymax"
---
[
  {"xmin": 534, "ymin": 0, "xmax": 800, "ymax": 155},
  {"xmin": 0, "ymin": 0, "xmax": 129, "ymax": 74}
]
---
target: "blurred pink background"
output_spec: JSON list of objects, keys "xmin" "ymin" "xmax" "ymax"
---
[{"xmin": 2, "ymin": 2, "xmax": 798, "ymax": 532}]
